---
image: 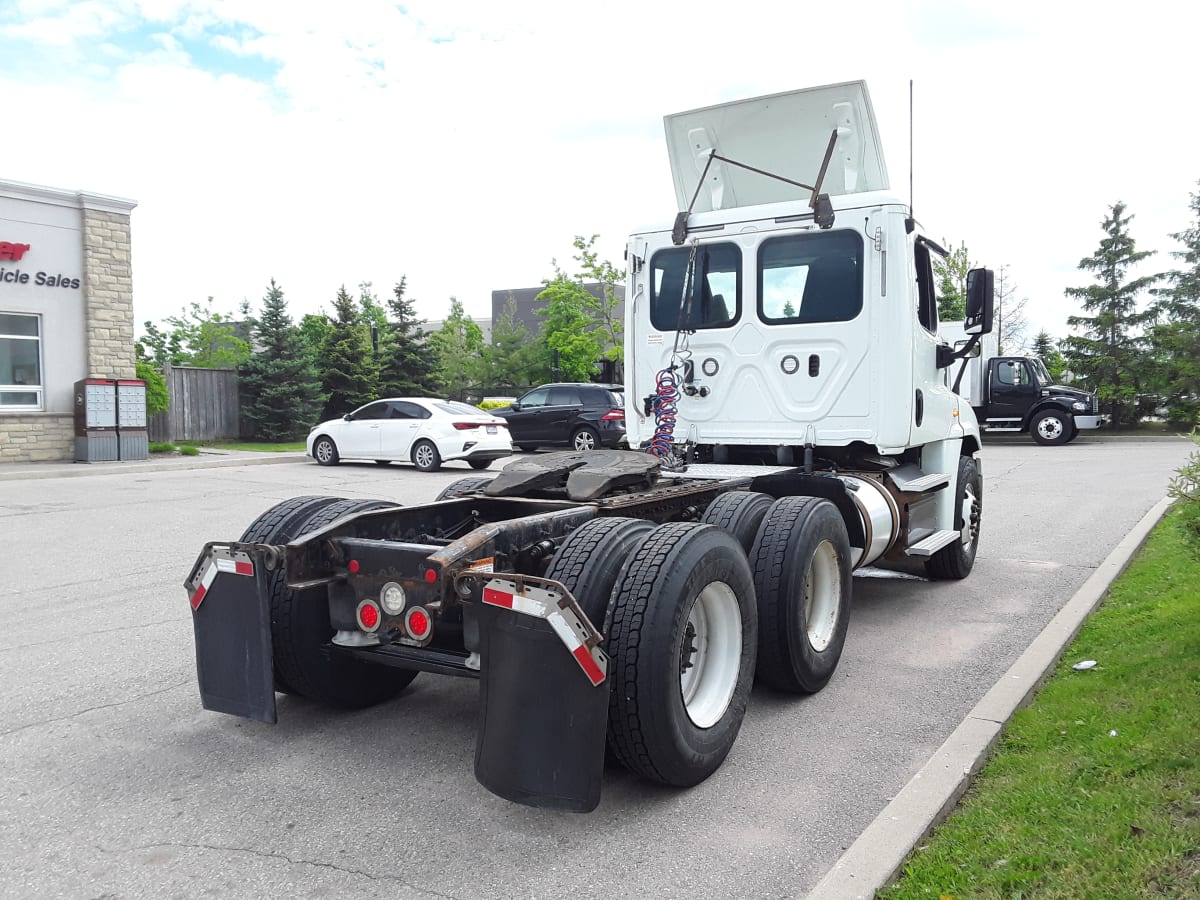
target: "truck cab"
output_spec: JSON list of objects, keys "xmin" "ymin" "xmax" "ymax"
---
[
  {"xmin": 624, "ymin": 81, "xmax": 991, "ymax": 525},
  {"xmin": 941, "ymin": 325, "xmax": 1101, "ymax": 445}
]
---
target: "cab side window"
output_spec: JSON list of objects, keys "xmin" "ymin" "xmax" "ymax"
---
[
  {"xmin": 995, "ymin": 361, "xmax": 1029, "ymax": 386},
  {"xmin": 914, "ymin": 241, "xmax": 939, "ymax": 334}
]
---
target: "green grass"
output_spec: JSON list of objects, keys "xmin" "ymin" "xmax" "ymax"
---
[
  {"xmin": 879, "ymin": 509, "xmax": 1200, "ymax": 900},
  {"xmin": 202, "ymin": 441, "xmax": 306, "ymax": 452}
]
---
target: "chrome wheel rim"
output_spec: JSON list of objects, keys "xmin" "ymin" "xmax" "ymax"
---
[
  {"xmin": 573, "ymin": 430, "xmax": 596, "ymax": 451},
  {"xmin": 679, "ymin": 581, "xmax": 742, "ymax": 729},
  {"xmin": 414, "ymin": 444, "xmax": 434, "ymax": 468},
  {"xmin": 316, "ymin": 440, "xmax": 333, "ymax": 463}
]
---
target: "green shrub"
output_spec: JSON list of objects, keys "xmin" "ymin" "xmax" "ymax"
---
[
  {"xmin": 148, "ymin": 442, "xmax": 175, "ymax": 454},
  {"xmin": 1170, "ymin": 427, "xmax": 1200, "ymax": 551},
  {"xmin": 1166, "ymin": 397, "xmax": 1200, "ymax": 431},
  {"xmin": 179, "ymin": 445, "xmax": 200, "ymax": 456},
  {"xmin": 478, "ymin": 399, "xmax": 515, "ymax": 411}
]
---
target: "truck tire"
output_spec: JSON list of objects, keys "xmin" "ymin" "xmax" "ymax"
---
[
  {"xmin": 435, "ymin": 476, "xmax": 495, "ymax": 501},
  {"xmin": 543, "ymin": 517, "xmax": 655, "ymax": 628},
  {"xmin": 925, "ymin": 456, "xmax": 982, "ymax": 580},
  {"xmin": 239, "ymin": 495, "xmax": 345, "ymax": 695},
  {"xmin": 606, "ymin": 522, "xmax": 757, "ymax": 786},
  {"xmin": 1031, "ymin": 409, "xmax": 1071, "ymax": 445},
  {"xmin": 750, "ymin": 496, "xmax": 852, "ymax": 693},
  {"xmin": 702, "ymin": 491, "xmax": 775, "ymax": 553},
  {"xmin": 272, "ymin": 498, "xmax": 419, "ymax": 708}
]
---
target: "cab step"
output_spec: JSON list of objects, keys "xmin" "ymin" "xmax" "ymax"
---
[
  {"xmin": 905, "ymin": 530, "xmax": 960, "ymax": 557},
  {"xmin": 887, "ymin": 464, "xmax": 951, "ymax": 493}
]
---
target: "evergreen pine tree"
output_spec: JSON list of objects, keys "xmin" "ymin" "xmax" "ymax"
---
[
  {"xmin": 1148, "ymin": 183, "xmax": 1200, "ymax": 428},
  {"xmin": 1062, "ymin": 202, "xmax": 1163, "ymax": 427},
  {"xmin": 319, "ymin": 285, "xmax": 380, "ymax": 418},
  {"xmin": 239, "ymin": 280, "xmax": 325, "ymax": 440},
  {"xmin": 379, "ymin": 277, "xmax": 440, "ymax": 397},
  {"xmin": 1032, "ymin": 330, "xmax": 1055, "ymax": 359}
]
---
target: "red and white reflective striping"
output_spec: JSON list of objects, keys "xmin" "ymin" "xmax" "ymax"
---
[
  {"xmin": 482, "ymin": 578, "xmax": 608, "ymax": 687},
  {"xmin": 187, "ymin": 546, "xmax": 255, "ymax": 611}
]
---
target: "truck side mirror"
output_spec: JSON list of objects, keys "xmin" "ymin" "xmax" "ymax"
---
[{"xmin": 964, "ymin": 268, "xmax": 994, "ymax": 335}]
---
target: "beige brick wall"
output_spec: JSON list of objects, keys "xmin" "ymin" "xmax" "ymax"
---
[
  {"xmin": 83, "ymin": 208, "xmax": 136, "ymax": 380},
  {"xmin": 0, "ymin": 415, "xmax": 75, "ymax": 462}
]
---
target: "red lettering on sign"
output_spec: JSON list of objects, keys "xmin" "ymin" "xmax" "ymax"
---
[{"xmin": 0, "ymin": 242, "xmax": 31, "ymax": 261}]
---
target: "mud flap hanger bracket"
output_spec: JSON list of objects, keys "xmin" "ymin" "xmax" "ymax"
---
[{"xmin": 455, "ymin": 572, "xmax": 609, "ymax": 686}]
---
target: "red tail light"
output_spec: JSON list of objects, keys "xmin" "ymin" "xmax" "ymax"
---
[
  {"xmin": 601, "ymin": 408, "xmax": 625, "ymax": 421},
  {"xmin": 405, "ymin": 606, "xmax": 432, "ymax": 640},
  {"xmin": 356, "ymin": 600, "xmax": 382, "ymax": 633},
  {"xmin": 452, "ymin": 422, "xmax": 479, "ymax": 430}
]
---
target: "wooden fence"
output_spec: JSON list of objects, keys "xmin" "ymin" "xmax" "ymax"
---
[{"xmin": 147, "ymin": 365, "xmax": 240, "ymax": 443}]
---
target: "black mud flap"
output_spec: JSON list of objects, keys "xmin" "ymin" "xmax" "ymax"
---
[
  {"xmin": 472, "ymin": 577, "xmax": 610, "ymax": 812},
  {"xmin": 185, "ymin": 544, "xmax": 277, "ymax": 724}
]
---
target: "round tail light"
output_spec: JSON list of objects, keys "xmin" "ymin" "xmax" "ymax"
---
[
  {"xmin": 356, "ymin": 600, "xmax": 382, "ymax": 633},
  {"xmin": 405, "ymin": 606, "xmax": 432, "ymax": 641}
]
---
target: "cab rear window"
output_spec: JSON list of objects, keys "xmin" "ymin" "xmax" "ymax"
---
[{"xmin": 650, "ymin": 242, "xmax": 741, "ymax": 331}]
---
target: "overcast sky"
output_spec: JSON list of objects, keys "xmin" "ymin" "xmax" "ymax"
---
[{"xmin": 2, "ymin": 0, "xmax": 1196, "ymax": 346}]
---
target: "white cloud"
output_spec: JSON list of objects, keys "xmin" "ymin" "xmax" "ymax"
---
[{"xmin": 1, "ymin": 0, "xmax": 1197, "ymax": 346}]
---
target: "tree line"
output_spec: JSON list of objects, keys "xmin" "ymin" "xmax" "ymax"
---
[
  {"xmin": 935, "ymin": 181, "xmax": 1200, "ymax": 430},
  {"xmin": 135, "ymin": 236, "xmax": 624, "ymax": 442},
  {"xmin": 139, "ymin": 184, "xmax": 1200, "ymax": 442}
]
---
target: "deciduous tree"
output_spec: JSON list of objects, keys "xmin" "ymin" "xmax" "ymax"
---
[
  {"xmin": 428, "ymin": 298, "xmax": 485, "ymax": 401},
  {"xmin": 536, "ymin": 274, "xmax": 606, "ymax": 382},
  {"xmin": 137, "ymin": 298, "xmax": 250, "ymax": 369}
]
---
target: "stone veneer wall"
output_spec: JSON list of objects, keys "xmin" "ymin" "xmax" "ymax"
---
[
  {"xmin": 83, "ymin": 208, "xmax": 136, "ymax": 379},
  {"xmin": 0, "ymin": 415, "xmax": 75, "ymax": 461}
]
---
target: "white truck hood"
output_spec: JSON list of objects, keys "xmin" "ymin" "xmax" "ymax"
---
[{"xmin": 664, "ymin": 80, "xmax": 889, "ymax": 214}]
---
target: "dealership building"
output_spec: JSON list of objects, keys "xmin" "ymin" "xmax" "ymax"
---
[{"xmin": 0, "ymin": 179, "xmax": 138, "ymax": 463}]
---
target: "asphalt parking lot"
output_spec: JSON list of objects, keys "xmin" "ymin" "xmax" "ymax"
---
[{"xmin": 0, "ymin": 434, "xmax": 1192, "ymax": 899}]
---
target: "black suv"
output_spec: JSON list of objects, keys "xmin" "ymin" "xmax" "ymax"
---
[{"xmin": 494, "ymin": 383, "xmax": 625, "ymax": 452}]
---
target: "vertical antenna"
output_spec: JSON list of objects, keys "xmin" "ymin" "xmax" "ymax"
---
[{"xmin": 909, "ymin": 79, "xmax": 914, "ymax": 218}]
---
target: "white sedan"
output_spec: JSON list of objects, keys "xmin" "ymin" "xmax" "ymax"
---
[{"xmin": 306, "ymin": 398, "xmax": 512, "ymax": 472}]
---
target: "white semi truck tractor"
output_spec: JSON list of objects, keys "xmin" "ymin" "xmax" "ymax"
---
[{"xmin": 184, "ymin": 80, "xmax": 994, "ymax": 812}]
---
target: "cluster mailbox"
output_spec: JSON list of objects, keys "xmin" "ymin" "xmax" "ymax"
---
[{"xmin": 73, "ymin": 378, "xmax": 149, "ymax": 462}]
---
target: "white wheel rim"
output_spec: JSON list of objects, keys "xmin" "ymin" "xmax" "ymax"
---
[
  {"xmin": 1038, "ymin": 417, "xmax": 1063, "ymax": 440},
  {"xmin": 679, "ymin": 581, "xmax": 742, "ymax": 729},
  {"xmin": 961, "ymin": 482, "xmax": 979, "ymax": 549},
  {"xmin": 575, "ymin": 431, "xmax": 595, "ymax": 450},
  {"xmin": 805, "ymin": 540, "xmax": 841, "ymax": 652},
  {"xmin": 414, "ymin": 444, "xmax": 433, "ymax": 467}
]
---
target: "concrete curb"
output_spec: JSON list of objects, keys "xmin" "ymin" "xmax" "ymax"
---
[
  {"xmin": 806, "ymin": 495, "xmax": 1175, "ymax": 900},
  {"xmin": 0, "ymin": 453, "xmax": 309, "ymax": 481}
]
